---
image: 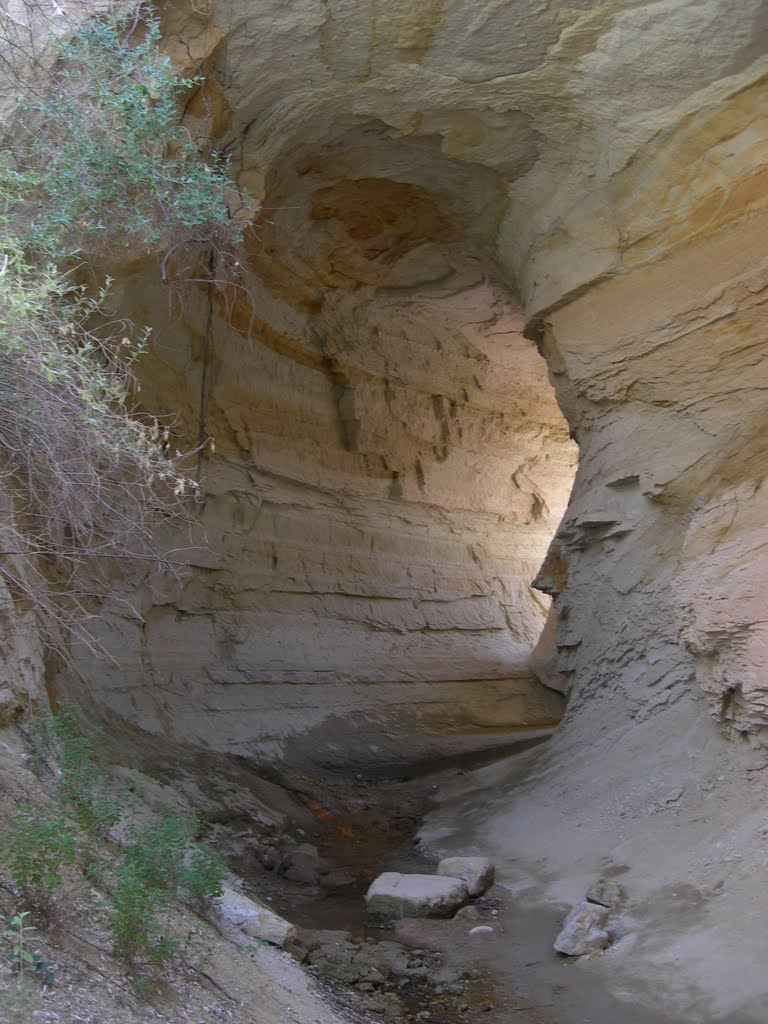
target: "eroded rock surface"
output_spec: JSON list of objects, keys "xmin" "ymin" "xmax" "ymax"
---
[
  {"xmin": 21, "ymin": 2, "xmax": 768, "ymax": 1022},
  {"xmin": 217, "ymin": 884, "xmax": 297, "ymax": 947},
  {"xmin": 54, "ymin": 0, "xmax": 594, "ymax": 774}
]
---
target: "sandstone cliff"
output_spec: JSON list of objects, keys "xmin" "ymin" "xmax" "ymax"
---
[{"xmin": 4, "ymin": 1, "xmax": 768, "ymax": 1021}]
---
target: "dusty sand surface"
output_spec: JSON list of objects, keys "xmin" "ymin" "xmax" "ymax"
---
[
  {"xmin": 420, "ymin": 702, "xmax": 768, "ymax": 1024},
  {"xmin": 249, "ymin": 735, "xmax": 685, "ymax": 1024},
  {"xmin": 393, "ymin": 891, "xmax": 680, "ymax": 1024}
]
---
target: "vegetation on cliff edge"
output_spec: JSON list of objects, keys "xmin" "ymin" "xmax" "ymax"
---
[{"xmin": 0, "ymin": 1, "xmax": 250, "ymax": 650}]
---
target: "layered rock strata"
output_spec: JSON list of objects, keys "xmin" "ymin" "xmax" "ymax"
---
[
  {"xmin": 63, "ymin": 245, "xmax": 571, "ymax": 771},
  {"xmin": 24, "ymin": 1, "xmax": 768, "ymax": 1017}
]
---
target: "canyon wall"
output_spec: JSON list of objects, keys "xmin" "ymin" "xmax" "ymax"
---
[
  {"xmin": 51, "ymin": 0, "xmax": 768, "ymax": 775},
  {"xmin": 65, "ymin": 252, "xmax": 571, "ymax": 774},
  {"xmin": 0, "ymin": 0, "xmax": 765, "ymax": 1019},
  {"xmin": 23, "ymin": 2, "xmax": 768, "ymax": 1016}
]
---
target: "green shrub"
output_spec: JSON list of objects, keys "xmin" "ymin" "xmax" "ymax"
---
[
  {"xmin": 110, "ymin": 806, "xmax": 225, "ymax": 963},
  {"xmin": 10, "ymin": 9, "xmax": 246, "ymax": 265},
  {"xmin": 27, "ymin": 701, "xmax": 121, "ymax": 846},
  {"xmin": 183, "ymin": 842, "xmax": 226, "ymax": 909},
  {"xmin": 47, "ymin": 702, "xmax": 121, "ymax": 841},
  {"xmin": 122, "ymin": 807, "xmax": 225, "ymax": 904},
  {"xmin": 18, "ymin": 703, "xmax": 226, "ymax": 964},
  {"xmin": 2, "ymin": 911, "xmax": 54, "ymax": 985},
  {"xmin": 4, "ymin": 809, "xmax": 76, "ymax": 911},
  {"xmin": 110, "ymin": 861, "xmax": 177, "ymax": 965},
  {"xmin": 122, "ymin": 810, "xmax": 193, "ymax": 899},
  {"xmin": 0, "ymin": 4, "xmax": 252, "ymax": 645}
]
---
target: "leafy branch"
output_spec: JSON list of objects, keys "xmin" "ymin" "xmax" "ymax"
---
[{"xmin": 0, "ymin": 2, "xmax": 254, "ymax": 652}]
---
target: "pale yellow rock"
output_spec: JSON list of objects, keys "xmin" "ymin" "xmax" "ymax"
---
[{"xmin": 4, "ymin": 3, "xmax": 768, "ymax": 1021}]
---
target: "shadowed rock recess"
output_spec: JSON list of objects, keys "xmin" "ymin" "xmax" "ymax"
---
[{"xmin": 6, "ymin": 1, "xmax": 768, "ymax": 1021}]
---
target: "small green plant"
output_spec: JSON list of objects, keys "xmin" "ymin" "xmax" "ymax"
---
[
  {"xmin": 121, "ymin": 807, "xmax": 225, "ymax": 905},
  {"xmin": 25, "ymin": 700, "xmax": 120, "ymax": 880},
  {"xmin": 2, "ymin": 912, "xmax": 54, "ymax": 985},
  {"xmin": 5, "ymin": 811, "xmax": 76, "ymax": 909},
  {"xmin": 4, "ymin": 810, "xmax": 76, "ymax": 912},
  {"xmin": 0, "ymin": 3, "xmax": 253, "ymax": 647},
  {"xmin": 46, "ymin": 701, "xmax": 121, "ymax": 841},
  {"xmin": 121, "ymin": 809, "xmax": 194, "ymax": 899},
  {"xmin": 17, "ymin": 703, "xmax": 227, "ymax": 972},
  {"xmin": 110, "ymin": 861, "xmax": 177, "ymax": 965},
  {"xmin": 183, "ymin": 842, "xmax": 226, "ymax": 910},
  {"xmin": 109, "ymin": 806, "xmax": 225, "ymax": 964}
]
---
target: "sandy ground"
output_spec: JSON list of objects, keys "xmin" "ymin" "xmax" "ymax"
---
[
  {"xmin": 392, "ymin": 890, "xmax": 679, "ymax": 1024},
  {"xmin": 420, "ymin": 694, "xmax": 768, "ymax": 1024}
]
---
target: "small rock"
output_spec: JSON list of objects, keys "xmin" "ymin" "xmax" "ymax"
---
[
  {"xmin": 585, "ymin": 878, "xmax": 626, "ymax": 908},
  {"xmin": 364, "ymin": 991, "xmax": 403, "ymax": 1014},
  {"xmin": 313, "ymin": 939, "xmax": 357, "ymax": 967},
  {"xmin": 260, "ymin": 845, "xmax": 281, "ymax": 871},
  {"xmin": 468, "ymin": 925, "xmax": 494, "ymax": 937},
  {"xmin": 332, "ymin": 965, "xmax": 361, "ymax": 985},
  {"xmin": 353, "ymin": 939, "xmax": 410, "ymax": 977},
  {"xmin": 279, "ymin": 843, "xmax": 323, "ymax": 885},
  {"xmin": 432, "ymin": 965, "xmax": 462, "ymax": 987},
  {"xmin": 217, "ymin": 884, "xmax": 296, "ymax": 947},
  {"xmin": 553, "ymin": 900, "xmax": 610, "ymax": 957},
  {"xmin": 437, "ymin": 856, "xmax": 495, "ymax": 897},
  {"xmin": 454, "ymin": 905, "xmax": 481, "ymax": 922},
  {"xmin": 365, "ymin": 872, "xmax": 469, "ymax": 920}
]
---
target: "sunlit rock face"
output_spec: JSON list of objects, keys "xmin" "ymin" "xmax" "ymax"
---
[
  {"xmin": 425, "ymin": 209, "xmax": 768, "ymax": 1020},
  {"xmin": 56, "ymin": 0, "xmax": 768, "ymax": 780},
  {"xmin": 87, "ymin": 242, "xmax": 571, "ymax": 773},
  {"xmin": 57, "ymin": 0, "xmax": 599, "ymax": 774},
  {"xmin": 17, "ymin": 0, "xmax": 768, "ymax": 1016},
  {"xmin": 538, "ymin": 211, "xmax": 768, "ymax": 737}
]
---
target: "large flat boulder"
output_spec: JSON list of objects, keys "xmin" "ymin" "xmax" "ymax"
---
[{"xmin": 365, "ymin": 872, "xmax": 468, "ymax": 920}]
